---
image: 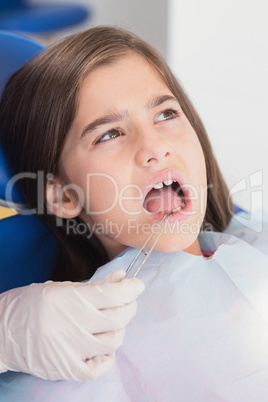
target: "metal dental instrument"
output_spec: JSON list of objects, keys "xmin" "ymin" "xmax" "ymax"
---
[{"xmin": 126, "ymin": 208, "xmax": 179, "ymax": 278}]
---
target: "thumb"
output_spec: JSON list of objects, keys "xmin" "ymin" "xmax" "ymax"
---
[
  {"xmin": 105, "ymin": 271, "xmax": 145, "ymax": 297},
  {"xmin": 106, "ymin": 270, "xmax": 126, "ymax": 283},
  {"xmin": 91, "ymin": 270, "xmax": 126, "ymax": 287}
]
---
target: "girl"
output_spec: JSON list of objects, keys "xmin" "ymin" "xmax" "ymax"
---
[{"xmin": 1, "ymin": 27, "xmax": 268, "ymax": 400}]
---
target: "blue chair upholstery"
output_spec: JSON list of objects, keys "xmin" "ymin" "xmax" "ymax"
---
[
  {"xmin": 0, "ymin": 31, "xmax": 58, "ymax": 293},
  {"xmin": 0, "ymin": 1, "xmax": 89, "ymax": 35}
]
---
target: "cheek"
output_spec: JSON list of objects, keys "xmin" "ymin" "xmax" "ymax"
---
[
  {"xmin": 190, "ymin": 131, "xmax": 206, "ymax": 176},
  {"xmin": 179, "ymin": 127, "xmax": 207, "ymax": 179},
  {"xmin": 180, "ymin": 131, "xmax": 207, "ymax": 215},
  {"xmin": 85, "ymin": 174, "xmax": 119, "ymax": 213},
  {"xmin": 191, "ymin": 143, "xmax": 207, "ymax": 211},
  {"xmin": 194, "ymin": 149, "xmax": 207, "ymax": 219},
  {"xmin": 61, "ymin": 150, "xmax": 122, "ymax": 213}
]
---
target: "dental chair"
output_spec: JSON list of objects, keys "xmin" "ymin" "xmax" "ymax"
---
[
  {"xmin": 0, "ymin": 30, "xmax": 58, "ymax": 293},
  {"xmin": 0, "ymin": 0, "xmax": 89, "ymax": 35}
]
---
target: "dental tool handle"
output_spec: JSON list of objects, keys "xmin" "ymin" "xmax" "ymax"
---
[
  {"xmin": 126, "ymin": 212, "xmax": 172, "ymax": 278},
  {"xmin": 126, "ymin": 214, "xmax": 167, "ymax": 276},
  {"xmin": 132, "ymin": 213, "xmax": 171, "ymax": 277}
]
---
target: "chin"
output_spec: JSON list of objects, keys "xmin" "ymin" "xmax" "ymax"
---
[{"xmin": 153, "ymin": 233, "xmax": 200, "ymax": 254}]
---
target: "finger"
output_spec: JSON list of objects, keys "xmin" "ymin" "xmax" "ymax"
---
[
  {"xmin": 80, "ymin": 300, "xmax": 137, "ymax": 333},
  {"xmin": 81, "ymin": 328, "xmax": 126, "ymax": 380},
  {"xmin": 94, "ymin": 328, "xmax": 126, "ymax": 350},
  {"xmin": 94, "ymin": 270, "xmax": 126, "ymax": 285},
  {"xmin": 34, "ymin": 328, "xmax": 125, "ymax": 381},
  {"xmin": 98, "ymin": 300, "xmax": 138, "ymax": 331},
  {"xmin": 75, "ymin": 277, "xmax": 145, "ymax": 309},
  {"xmin": 84, "ymin": 353, "xmax": 116, "ymax": 381},
  {"xmin": 57, "ymin": 295, "xmax": 138, "ymax": 334},
  {"xmin": 38, "ymin": 280, "xmax": 143, "ymax": 335},
  {"xmin": 106, "ymin": 270, "xmax": 126, "ymax": 282},
  {"xmin": 76, "ymin": 329, "xmax": 125, "ymax": 362},
  {"xmin": 43, "ymin": 274, "xmax": 145, "ymax": 309}
]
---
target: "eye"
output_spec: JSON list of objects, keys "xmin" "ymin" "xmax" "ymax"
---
[
  {"xmin": 155, "ymin": 109, "xmax": 179, "ymax": 123},
  {"xmin": 94, "ymin": 128, "xmax": 124, "ymax": 145}
]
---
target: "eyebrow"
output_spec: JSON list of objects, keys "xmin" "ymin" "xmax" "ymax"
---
[
  {"xmin": 81, "ymin": 111, "xmax": 127, "ymax": 138},
  {"xmin": 146, "ymin": 94, "xmax": 177, "ymax": 109},
  {"xmin": 80, "ymin": 94, "xmax": 178, "ymax": 138}
]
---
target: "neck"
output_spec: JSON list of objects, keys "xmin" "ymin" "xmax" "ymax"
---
[{"xmin": 183, "ymin": 238, "xmax": 203, "ymax": 256}]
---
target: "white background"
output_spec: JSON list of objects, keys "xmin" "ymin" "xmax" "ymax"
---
[
  {"xmin": 167, "ymin": 0, "xmax": 268, "ymax": 214},
  {"xmin": 31, "ymin": 0, "xmax": 268, "ymax": 212}
]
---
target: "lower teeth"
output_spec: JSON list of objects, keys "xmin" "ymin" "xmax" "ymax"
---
[
  {"xmin": 171, "ymin": 206, "xmax": 181, "ymax": 213},
  {"xmin": 170, "ymin": 201, "xmax": 185, "ymax": 214}
]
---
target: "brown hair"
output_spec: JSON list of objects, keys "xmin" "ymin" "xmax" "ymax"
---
[{"xmin": 0, "ymin": 26, "xmax": 233, "ymax": 281}]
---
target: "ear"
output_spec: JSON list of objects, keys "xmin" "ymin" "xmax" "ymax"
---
[{"xmin": 46, "ymin": 178, "xmax": 83, "ymax": 219}]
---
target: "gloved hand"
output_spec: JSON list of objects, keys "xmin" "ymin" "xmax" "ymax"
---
[{"xmin": 0, "ymin": 270, "xmax": 145, "ymax": 381}]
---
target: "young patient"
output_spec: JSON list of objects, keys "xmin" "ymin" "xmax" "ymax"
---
[{"xmin": 0, "ymin": 26, "xmax": 268, "ymax": 401}]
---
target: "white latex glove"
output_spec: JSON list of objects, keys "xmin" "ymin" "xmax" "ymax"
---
[{"xmin": 0, "ymin": 270, "xmax": 145, "ymax": 381}]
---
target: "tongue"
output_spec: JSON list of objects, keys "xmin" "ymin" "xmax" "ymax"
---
[{"xmin": 144, "ymin": 187, "xmax": 182, "ymax": 213}]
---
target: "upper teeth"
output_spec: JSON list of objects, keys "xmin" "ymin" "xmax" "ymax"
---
[{"xmin": 153, "ymin": 179, "xmax": 175, "ymax": 190}]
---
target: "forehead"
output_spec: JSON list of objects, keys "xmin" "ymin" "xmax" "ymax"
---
[{"xmin": 78, "ymin": 54, "xmax": 170, "ymax": 106}]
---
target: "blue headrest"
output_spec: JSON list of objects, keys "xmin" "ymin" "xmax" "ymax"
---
[
  {"xmin": 0, "ymin": 30, "xmax": 45, "ymax": 204},
  {"xmin": 0, "ymin": 30, "xmax": 45, "ymax": 93},
  {"xmin": 0, "ymin": 31, "xmax": 58, "ymax": 293}
]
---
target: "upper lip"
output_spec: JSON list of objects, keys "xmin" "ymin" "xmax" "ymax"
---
[{"xmin": 142, "ymin": 169, "xmax": 188, "ymax": 202}]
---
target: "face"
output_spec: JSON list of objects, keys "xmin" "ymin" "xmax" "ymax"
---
[{"xmin": 54, "ymin": 54, "xmax": 207, "ymax": 259}]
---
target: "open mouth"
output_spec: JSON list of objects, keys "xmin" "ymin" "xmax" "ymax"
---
[{"xmin": 143, "ymin": 179, "xmax": 186, "ymax": 214}]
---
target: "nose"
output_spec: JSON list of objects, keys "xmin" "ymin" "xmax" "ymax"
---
[{"xmin": 134, "ymin": 129, "xmax": 172, "ymax": 167}]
